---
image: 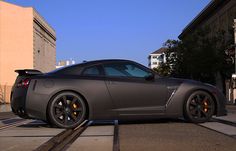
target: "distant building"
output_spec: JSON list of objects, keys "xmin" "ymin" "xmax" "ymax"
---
[
  {"xmin": 56, "ymin": 59, "xmax": 76, "ymax": 69},
  {"xmin": 148, "ymin": 47, "xmax": 167, "ymax": 69},
  {"xmin": 0, "ymin": 1, "xmax": 56, "ymax": 103}
]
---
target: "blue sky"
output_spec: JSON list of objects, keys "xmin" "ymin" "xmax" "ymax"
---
[{"xmin": 6, "ymin": 0, "xmax": 210, "ymax": 66}]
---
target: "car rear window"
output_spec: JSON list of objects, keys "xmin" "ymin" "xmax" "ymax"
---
[{"xmin": 82, "ymin": 66, "xmax": 100, "ymax": 76}]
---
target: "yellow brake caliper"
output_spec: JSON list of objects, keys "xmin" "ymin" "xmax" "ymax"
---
[
  {"xmin": 73, "ymin": 103, "xmax": 77, "ymax": 115},
  {"xmin": 203, "ymin": 101, "xmax": 208, "ymax": 112}
]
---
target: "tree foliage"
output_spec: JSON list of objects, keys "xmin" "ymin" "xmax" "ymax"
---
[
  {"xmin": 159, "ymin": 27, "xmax": 234, "ymax": 86},
  {"xmin": 152, "ymin": 62, "xmax": 170, "ymax": 76}
]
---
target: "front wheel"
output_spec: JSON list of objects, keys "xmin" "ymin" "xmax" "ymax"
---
[
  {"xmin": 48, "ymin": 92, "xmax": 87, "ymax": 128},
  {"xmin": 184, "ymin": 91, "xmax": 215, "ymax": 123}
]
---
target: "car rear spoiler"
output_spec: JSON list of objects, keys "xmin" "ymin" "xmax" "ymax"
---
[{"xmin": 15, "ymin": 69, "xmax": 42, "ymax": 76}]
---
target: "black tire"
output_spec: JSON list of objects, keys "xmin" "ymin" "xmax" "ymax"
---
[
  {"xmin": 48, "ymin": 92, "xmax": 87, "ymax": 128},
  {"xmin": 184, "ymin": 90, "xmax": 215, "ymax": 123}
]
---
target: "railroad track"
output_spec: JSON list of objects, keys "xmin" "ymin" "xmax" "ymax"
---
[{"xmin": 34, "ymin": 120, "xmax": 120, "ymax": 151}]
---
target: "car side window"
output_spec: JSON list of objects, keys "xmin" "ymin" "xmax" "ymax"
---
[
  {"xmin": 82, "ymin": 66, "xmax": 100, "ymax": 76},
  {"xmin": 104, "ymin": 63, "xmax": 150, "ymax": 78}
]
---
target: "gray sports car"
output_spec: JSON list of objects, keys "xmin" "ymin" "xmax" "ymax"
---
[{"xmin": 11, "ymin": 59, "xmax": 227, "ymax": 128}]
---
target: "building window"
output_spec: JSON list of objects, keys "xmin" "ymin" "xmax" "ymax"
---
[
  {"xmin": 153, "ymin": 62, "xmax": 157, "ymax": 65},
  {"xmin": 152, "ymin": 56, "xmax": 157, "ymax": 59},
  {"xmin": 38, "ymin": 50, "xmax": 40, "ymax": 53}
]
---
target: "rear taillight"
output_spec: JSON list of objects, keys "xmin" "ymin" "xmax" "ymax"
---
[{"xmin": 17, "ymin": 78, "xmax": 30, "ymax": 88}]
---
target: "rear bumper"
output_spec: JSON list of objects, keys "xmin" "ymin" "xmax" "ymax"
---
[{"xmin": 10, "ymin": 87, "xmax": 29, "ymax": 118}]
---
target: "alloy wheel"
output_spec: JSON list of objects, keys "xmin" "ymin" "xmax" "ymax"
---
[
  {"xmin": 48, "ymin": 92, "xmax": 86, "ymax": 128},
  {"xmin": 185, "ymin": 91, "xmax": 215, "ymax": 123}
]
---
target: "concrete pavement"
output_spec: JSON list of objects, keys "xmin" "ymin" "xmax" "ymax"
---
[
  {"xmin": 0, "ymin": 120, "xmax": 64, "ymax": 151},
  {"xmin": 215, "ymin": 105, "xmax": 236, "ymax": 126},
  {"xmin": 67, "ymin": 125, "xmax": 114, "ymax": 151},
  {"xmin": 119, "ymin": 122, "xmax": 236, "ymax": 151}
]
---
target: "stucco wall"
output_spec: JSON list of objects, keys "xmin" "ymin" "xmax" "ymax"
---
[
  {"xmin": 0, "ymin": 2, "xmax": 34, "ymax": 103},
  {"xmin": 0, "ymin": 1, "xmax": 34, "ymax": 86},
  {"xmin": 0, "ymin": 1, "xmax": 56, "ymax": 103}
]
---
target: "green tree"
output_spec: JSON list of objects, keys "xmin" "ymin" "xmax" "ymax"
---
[
  {"xmin": 162, "ymin": 27, "xmax": 234, "ymax": 92},
  {"xmin": 153, "ymin": 62, "xmax": 171, "ymax": 76}
]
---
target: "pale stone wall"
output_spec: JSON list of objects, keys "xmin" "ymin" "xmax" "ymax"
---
[
  {"xmin": 33, "ymin": 10, "xmax": 56, "ymax": 73},
  {"xmin": 33, "ymin": 22, "xmax": 56, "ymax": 72}
]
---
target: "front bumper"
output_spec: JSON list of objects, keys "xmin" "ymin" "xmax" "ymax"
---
[{"xmin": 214, "ymin": 88, "xmax": 227, "ymax": 116}]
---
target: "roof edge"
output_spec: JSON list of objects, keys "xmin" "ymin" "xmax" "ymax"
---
[{"xmin": 178, "ymin": 0, "xmax": 230, "ymax": 39}]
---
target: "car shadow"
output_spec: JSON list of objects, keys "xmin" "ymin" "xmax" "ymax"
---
[
  {"xmin": 17, "ymin": 120, "xmax": 53, "ymax": 128},
  {"xmin": 91, "ymin": 118, "xmax": 187, "ymax": 126},
  {"xmin": 118, "ymin": 118, "xmax": 187, "ymax": 125}
]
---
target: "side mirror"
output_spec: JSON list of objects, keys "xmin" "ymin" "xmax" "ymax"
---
[{"xmin": 145, "ymin": 73, "xmax": 155, "ymax": 81}]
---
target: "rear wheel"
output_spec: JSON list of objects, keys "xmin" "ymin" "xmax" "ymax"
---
[
  {"xmin": 48, "ymin": 92, "xmax": 87, "ymax": 128},
  {"xmin": 184, "ymin": 91, "xmax": 215, "ymax": 123}
]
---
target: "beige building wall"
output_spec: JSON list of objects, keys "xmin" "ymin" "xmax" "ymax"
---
[
  {"xmin": 0, "ymin": 2, "xmax": 34, "ymax": 85},
  {"xmin": 0, "ymin": 1, "xmax": 56, "ymax": 103}
]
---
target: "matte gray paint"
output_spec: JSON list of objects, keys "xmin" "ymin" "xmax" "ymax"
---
[{"xmin": 11, "ymin": 59, "xmax": 227, "ymax": 123}]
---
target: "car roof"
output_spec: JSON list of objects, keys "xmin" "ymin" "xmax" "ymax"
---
[
  {"xmin": 69, "ymin": 59, "xmax": 136, "ymax": 68},
  {"xmin": 49, "ymin": 59, "xmax": 135, "ymax": 74},
  {"xmin": 81, "ymin": 59, "xmax": 133, "ymax": 65}
]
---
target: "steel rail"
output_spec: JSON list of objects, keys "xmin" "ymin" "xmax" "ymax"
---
[
  {"xmin": 34, "ymin": 120, "xmax": 92, "ymax": 151},
  {"xmin": 113, "ymin": 120, "xmax": 120, "ymax": 151}
]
